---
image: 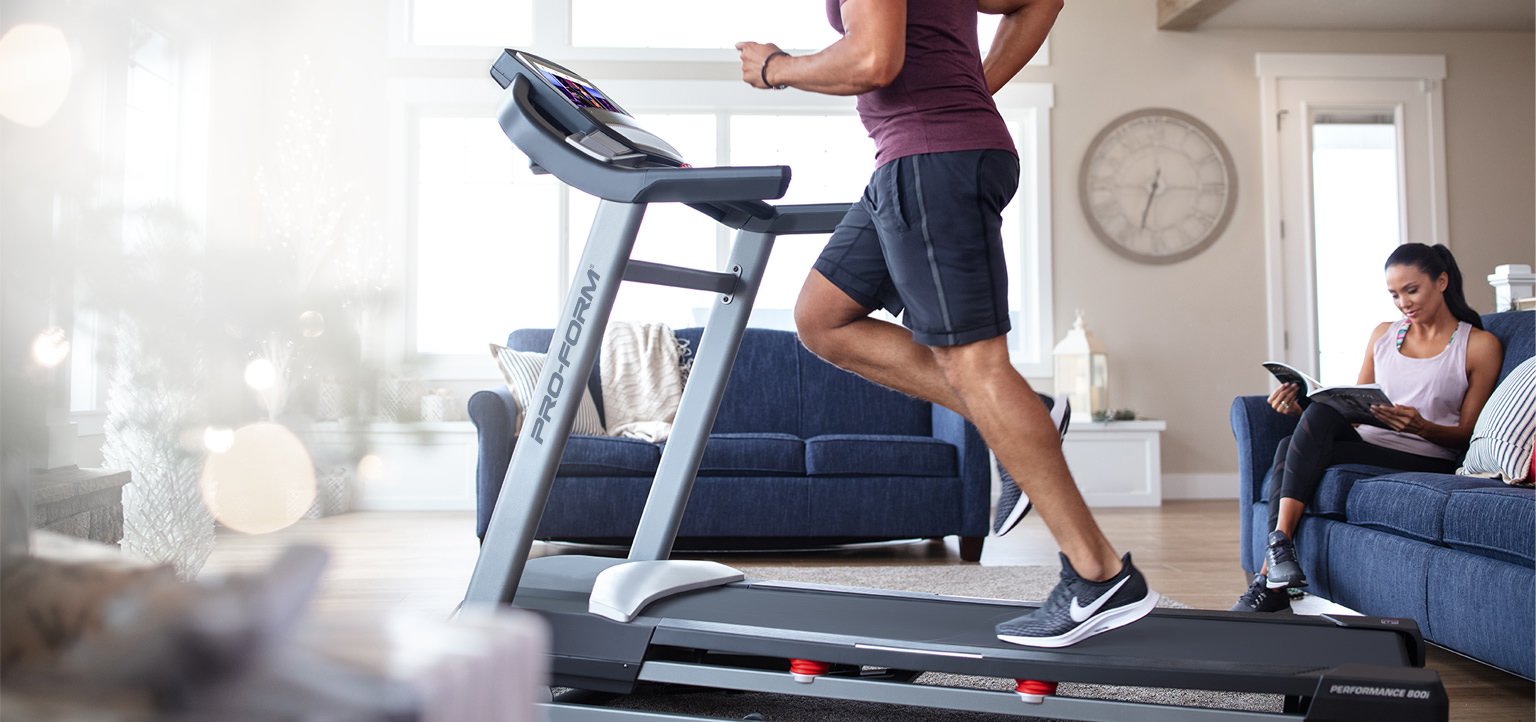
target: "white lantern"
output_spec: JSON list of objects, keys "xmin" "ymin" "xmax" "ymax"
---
[{"xmin": 1053, "ymin": 311, "xmax": 1109, "ymax": 422}]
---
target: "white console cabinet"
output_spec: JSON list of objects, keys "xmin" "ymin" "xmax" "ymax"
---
[{"xmin": 1060, "ymin": 420, "xmax": 1166, "ymax": 507}]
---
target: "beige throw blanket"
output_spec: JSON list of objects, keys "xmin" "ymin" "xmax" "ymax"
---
[{"xmin": 600, "ymin": 322, "xmax": 683, "ymax": 442}]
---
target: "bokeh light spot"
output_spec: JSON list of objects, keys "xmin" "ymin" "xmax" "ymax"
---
[
  {"xmin": 199, "ymin": 422, "xmax": 316, "ymax": 534},
  {"xmin": 30, "ymin": 326, "xmax": 69, "ymax": 367}
]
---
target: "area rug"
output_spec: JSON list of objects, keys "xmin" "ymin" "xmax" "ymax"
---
[{"xmin": 575, "ymin": 564, "xmax": 1285, "ymax": 721}]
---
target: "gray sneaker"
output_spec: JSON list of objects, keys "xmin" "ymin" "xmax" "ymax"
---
[
  {"xmin": 1264, "ymin": 530, "xmax": 1308, "ymax": 589},
  {"xmin": 993, "ymin": 394, "xmax": 1070, "ymax": 537},
  {"xmin": 996, "ymin": 552, "xmax": 1159, "ymax": 648}
]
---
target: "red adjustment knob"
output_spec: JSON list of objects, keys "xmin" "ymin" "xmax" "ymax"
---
[
  {"xmin": 1015, "ymin": 679, "xmax": 1058, "ymax": 704},
  {"xmin": 789, "ymin": 659, "xmax": 830, "ymax": 684}
]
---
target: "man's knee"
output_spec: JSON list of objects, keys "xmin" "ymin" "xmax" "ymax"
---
[
  {"xmin": 931, "ymin": 336, "xmax": 1014, "ymax": 390},
  {"xmin": 795, "ymin": 271, "xmax": 862, "ymax": 355}
]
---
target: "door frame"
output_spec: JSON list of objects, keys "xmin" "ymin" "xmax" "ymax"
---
[{"xmin": 1255, "ymin": 53, "xmax": 1448, "ymax": 366}]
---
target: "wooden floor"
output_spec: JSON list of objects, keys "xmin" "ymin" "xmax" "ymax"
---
[{"xmin": 201, "ymin": 500, "xmax": 1534, "ymax": 721}]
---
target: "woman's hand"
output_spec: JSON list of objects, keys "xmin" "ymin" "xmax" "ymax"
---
[
  {"xmin": 1371, "ymin": 404, "xmax": 1428, "ymax": 435},
  {"xmin": 1269, "ymin": 383, "xmax": 1302, "ymax": 417}
]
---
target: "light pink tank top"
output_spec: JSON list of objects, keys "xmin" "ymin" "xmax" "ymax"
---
[{"xmin": 1357, "ymin": 319, "xmax": 1471, "ymax": 460}]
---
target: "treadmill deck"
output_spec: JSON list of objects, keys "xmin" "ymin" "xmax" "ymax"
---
[{"xmin": 535, "ymin": 576, "xmax": 1416, "ymax": 698}]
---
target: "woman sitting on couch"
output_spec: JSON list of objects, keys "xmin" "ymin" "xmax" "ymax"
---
[{"xmin": 1232, "ymin": 243, "xmax": 1504, "ymax": 613}]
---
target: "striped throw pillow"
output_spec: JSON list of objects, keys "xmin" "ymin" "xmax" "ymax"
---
[
  {"xmin": 1460, "ymin": 356, "xmax": 1536, "ymax": 484},
  {"xmin": 489, "ymin": 344, "xmax": 606, "ymax": 437}
]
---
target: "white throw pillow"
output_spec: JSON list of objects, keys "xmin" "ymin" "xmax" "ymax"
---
[
  {"xmin": 489, "ymin": 344, "xmax": 605, "ymax": 437},
  {"xmin": 1460, "ymin": 356, "xmax": 1536, "ymax": 484}
]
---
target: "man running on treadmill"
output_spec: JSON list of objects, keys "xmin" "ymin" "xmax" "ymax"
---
[{"xmin": 737, "ymin": 0, "xmax": 1159, "ymax": 648}]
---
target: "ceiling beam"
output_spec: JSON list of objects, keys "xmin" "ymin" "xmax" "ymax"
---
[{"xmin": 1157, "ymin": 0, "xmax": 1239, "ymax": 30}]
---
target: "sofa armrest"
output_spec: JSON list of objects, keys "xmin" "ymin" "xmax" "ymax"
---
[
  {"xmin": 1230, "ymin": 395, "xmax": 1297, "ymax": 570},
  {"xmin": 933, "ymin": 405, "xmax": 989, "ymax": 537},
  {"xmin": 468, "ymin": 386, "xmax": 520, "ymax": 540},
  {"xmin": 1229, "ymin": 395, "xmax": 1296, "ymax": 503}
]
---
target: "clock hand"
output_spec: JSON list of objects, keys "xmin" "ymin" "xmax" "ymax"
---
[{"xmin": 1139, "ymin": 168, "xmax": 1162, "ymax": 229}]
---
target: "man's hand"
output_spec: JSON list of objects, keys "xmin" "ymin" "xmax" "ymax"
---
[
  {"xmin": 736, "ymin": 41, "xmax": 786, "ymax": 89},
  {"xmin": 734, "ymin": 0, "xmax": 904, "ymax": 96}
]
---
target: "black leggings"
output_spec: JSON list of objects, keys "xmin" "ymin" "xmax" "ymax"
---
[{"xmin": 1266, "ymin": 403, "xmax": 1458, "ymax": 531}]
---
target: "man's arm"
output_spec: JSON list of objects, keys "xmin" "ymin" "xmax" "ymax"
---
[
  {"xmin": 737, "ymin": 0, "xmax": 905, "ymax": 96},
  {"xmin": 979, "ymin": 0, "xmax": 1063, "ymax": 94}
]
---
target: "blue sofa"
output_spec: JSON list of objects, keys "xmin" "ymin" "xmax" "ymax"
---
[
  {"xmin": 1231, "ymin": 309, "xmax": 1535, "ymax": 679},
  {"xmin": 469, "ymin": 327, "xmax": 993, "ymax": 560}
]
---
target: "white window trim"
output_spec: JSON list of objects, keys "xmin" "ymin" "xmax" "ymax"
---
[{"xmin": 1254, "ymin": 53, "xmax": 1448, "ymax": 364}]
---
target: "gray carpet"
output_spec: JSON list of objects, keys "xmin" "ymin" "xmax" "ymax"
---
[{"xmin": 573, "ymin": 564, "xmax": 1285, "ymax": 721}]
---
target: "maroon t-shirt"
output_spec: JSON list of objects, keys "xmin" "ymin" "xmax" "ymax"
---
[{"xmin": 827, "ymin": 0, "xmax": 1016, "ymax": 166}]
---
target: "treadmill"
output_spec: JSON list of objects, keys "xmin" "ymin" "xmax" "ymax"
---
[{"xmin": 466, "ymin": 49, "xmax": 1449, "ymax": 722}]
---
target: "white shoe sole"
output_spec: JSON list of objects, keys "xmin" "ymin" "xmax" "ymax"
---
[
  {"xmin": 996, "ymin": 591, "xmax": 1161, "ymax": 649},
  {"xmin": 996, "ymin": 499, "xmax": 1032, "ymax": 537}
]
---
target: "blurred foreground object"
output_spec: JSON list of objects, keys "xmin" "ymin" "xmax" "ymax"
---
[{"xmin": 1, "ymin": 533, "xmax": 549, "ymax": 721}]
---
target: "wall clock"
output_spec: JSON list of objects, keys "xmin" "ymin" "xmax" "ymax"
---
[{"xmin": 1079, "ymin": 108, "xmax": 1236, "ymax": 264}]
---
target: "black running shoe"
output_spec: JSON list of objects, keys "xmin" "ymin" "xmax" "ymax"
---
[
  {"xmin": 1264, "ymin": 530, "xmax": 1307, "ymax": 589},
  {"xmin": 996, "ymin": 552, "xmax": 1159, "ymax": 648},
  {"xmin": 1231, "ymin": 574, "xmax": 1292, "ymax": 613},
  {"xmin": 992, "ymin": 394, "xmax": 1071, "ymax": 537}
]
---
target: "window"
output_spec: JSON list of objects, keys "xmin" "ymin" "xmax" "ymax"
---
[
  {"xmin": 1311, "ymin": 116, "xmax": 1402, "ymax": 384},
  {"xmin": 73, "ymin": 22, "xmax": 183, "ymax": 416},
  {"xmin": 389, "ymin": 4, "xmax": 1056, "ymax": 379},
  {"xmin": 396, "ymin": 79, "xmax": 1055, "ymax": 378}
]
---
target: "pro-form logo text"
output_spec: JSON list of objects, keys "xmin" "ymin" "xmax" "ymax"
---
[{"xmin": 531, "ymin": 267, "xmax": 600, "ymax": 444}]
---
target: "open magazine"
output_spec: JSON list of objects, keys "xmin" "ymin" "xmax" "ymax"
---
[{"xmin": 1262, "ymin": 361, "xmax": 1392, "ymax": 428}]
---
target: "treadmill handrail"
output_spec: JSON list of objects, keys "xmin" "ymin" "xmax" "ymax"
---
[{"xmin": 499, "ymin": 75, "xmax": 792, "ymax": 205}]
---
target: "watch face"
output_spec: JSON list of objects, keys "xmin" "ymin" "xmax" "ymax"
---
[{"xmin": 1080, "ymin": 108, "xmax": 1236, "ymax": 264}]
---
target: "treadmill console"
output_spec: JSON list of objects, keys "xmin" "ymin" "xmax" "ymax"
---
[{"xmin": 491, "ymin": 49, "xmax": 685, "ymax": 169}]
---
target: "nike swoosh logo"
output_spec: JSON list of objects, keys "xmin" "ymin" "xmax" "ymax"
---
[{"xmin": 1069, "ymin": 576, "xmax": 1131, "ymax": 622}]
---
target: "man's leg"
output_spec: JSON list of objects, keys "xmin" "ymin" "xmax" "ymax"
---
[
  {"xmin": 929, "ymin": 337, "xmax": 1120, "ymax": 580},
  {"xmin": 795, "ymin": 271, "xmax": 968, "ymax": 415},
  {"xmin": 800, "ymin": 274, "xmax": 1120, "ymax": 580}
]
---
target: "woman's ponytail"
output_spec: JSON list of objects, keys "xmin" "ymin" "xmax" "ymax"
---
[{"xmin": 1385, "ymin": 243, "xmax": 1484, "ymax": 329}]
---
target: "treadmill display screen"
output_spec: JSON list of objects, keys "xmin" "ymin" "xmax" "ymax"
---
[{"xmin": 530, "ymin": 58, "xmax": 627, "ymax": 116}]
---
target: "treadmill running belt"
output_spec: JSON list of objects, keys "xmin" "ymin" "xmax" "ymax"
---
[{"xmin": 643, "ymin": 582, "xmax": 1412, "ymax": 697}]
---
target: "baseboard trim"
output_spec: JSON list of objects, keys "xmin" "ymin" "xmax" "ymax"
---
[{"xmin": 1162, "ymin": 473, "xmax": 1238, "ymax": 500}]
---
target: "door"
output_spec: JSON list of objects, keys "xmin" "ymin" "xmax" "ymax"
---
[{"xmin": 1259, "ymin": 56, "xmax": 1448, "ymax": 382}]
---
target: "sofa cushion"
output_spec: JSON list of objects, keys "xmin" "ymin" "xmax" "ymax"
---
[
  {"xmin": 491, "ymin": 343, "xmax": 606, "ymax": 436},
  {"xmin": 798, "ymin": 345, "xmax": 932, "ymax": 437},
  {"xmin": 677, "ymin": 328, "xmax": 804, "ymax": 435},
  {"xmin": 1263, "ymin": 463, "xmax": 1392, "ymax": 519},
  {"xmin": 1460, "ymin": 356, "xmax": 1536, "ymax": 484},
  {"xmin": 1426, "ymin": 550, "xmax": 1535, "ymax": 679},
  {"xmin": 1483, "ymin": 310, "xmax": 1535, "ymax": 384},
  {"xmin": 1345, "ymin": 473, "xmax": 1496, "ymax": 544},
  {"xmin": 688, "ymin": 433, "xmax": 805, "ymax": 476},
  {"xmin": 1325, "ymin": 523, "xmax": 1432, "ymax": 624},
  {"xmin": 804, "ymin": 435, "xmax": 958, "ymax": 478},
  {"xmin": 1441, "ymin": 485, "xmax": 1536, "ymax": 566},
  {"xmin": 557, "ymin": 436, "xmax": 661, "ymax": 476}
]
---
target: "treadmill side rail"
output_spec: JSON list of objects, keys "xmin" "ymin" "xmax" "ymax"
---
[{"xmin": 590, "ymin": 561, "xmax": 745, "ymax": 622}]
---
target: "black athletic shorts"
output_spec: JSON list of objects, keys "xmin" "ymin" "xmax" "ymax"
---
[{"xmin": 813, "ymin": 149, "xmax": 1019, "ymax": 347}]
